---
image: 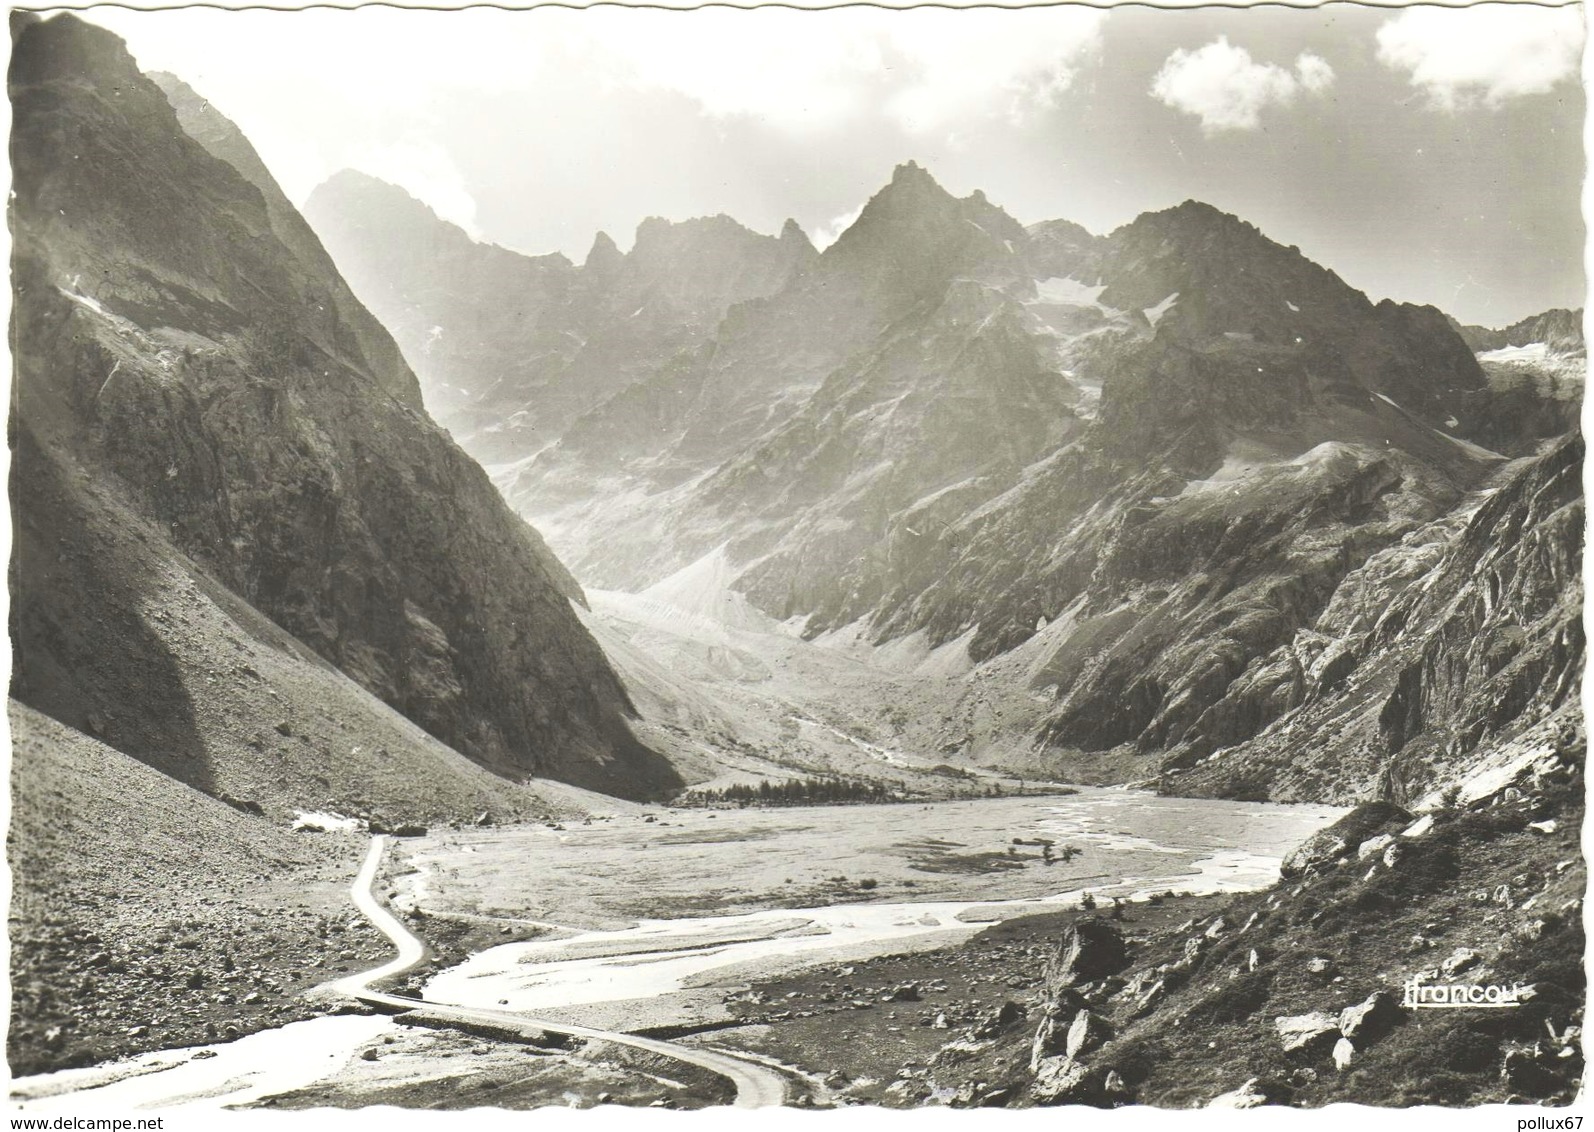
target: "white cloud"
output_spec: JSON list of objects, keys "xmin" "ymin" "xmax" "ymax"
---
[
  {"xmin": 881, "ymin": 9, "xmax": 1106, "ymax": 135},
  {"xmin": 94, "ymin": 5, "xmax": 1108, "ymax": 207},
  {"xmin": 346, "ymin": 141, "xmax": 482, "ymax": 239},
  {"xmin": 566, "ymin": 9, "xmax": 885, "ymax": 132},
  {"xmin": 1295, "ymin": 52, "xmax": 1335, "ymax": 95},
  {"xmin": 1376, "ymin": 6, "xmax": 1585, "ymax": 110},
  {"xmin": 1151, "ymin": 37, "xmax": 1336, "ymax": 133},
  {"xmin": 562, "ymin": 7, "xmax": 1104, "ymax": 135},
  {"xmin": 92, "ymin": 8, "xmax": 516, "ymax": 205},
  {"xmin": 812, "ymin": 204, "xmax": 864, "ymax": 250}
]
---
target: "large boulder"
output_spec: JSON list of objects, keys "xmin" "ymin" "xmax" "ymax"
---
[
  {"xmin": 1030, "ymin": 1009, "xmax": 1071, "ymax": 1070},
  {"xmin": 932, "ymin": 1039, "xmax": 989, "ymax": 1068},
  {"xmin": 971, "ymin": 1000, "xmax": 1027, "ymax": 1039},
  {"xmin": 1357, "ymin": 833, "xmax": 1397, "ymax": 861},
  {"xmin": 1402, "ymin": 814, "xmax": 1436, "ymax": 839},
  {"xmin": 1030, "ymin": 991, "xmax": 1088, "ymax": 1070},
  {"xmin": 1131, "ymin": 978, "xmax": 1167, "ymax": 1018},
  {"xmin": 1281, "ymin": 802, "xmax": 1411, "ymax": 879},
  {"xmin": 1281, "ymin": 832, "xmax": 1352, "ymax": 879},
  {"xmin": 1338, "ymin": 991, "xmax": 1400, "ymax": 1044},
  {"xmin": 1050, "ymin": 918, "xmax": 1130, "ymax": 988},
  {"xmin": 1207, "ymin": 1078, "xmax": 1288, "ymax": 1108},
  {"xmin": 1031, "ymin": 1057, "xmax": 1107, "ymax": 1105},
  {"xmin": 1066, "ymin": 1009, "xmax": 1115, "ymax": 1060},
  {"xmin": 1275, "ymin": 1012, "xmax": 1340, "ymax": 1054}
]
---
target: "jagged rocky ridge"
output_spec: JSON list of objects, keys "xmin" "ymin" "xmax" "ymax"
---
[
  {"xmin": 304, "ymin": 170, "xmax": 818, "ymax": 465},
  {"xmin": 8, "ymin": 12, "xmax": 678, "ymax": 802},
  {"xmin": 1454, "ymin": 309, "xmax": 1585, "ymax": 456},
  {"xmin": 308, "ymin": 160, "xmax": 1581, "ymax": 799},
  {"xmin": 1455, "ymin": 308, "xmax": 1585, "ymax": 355}
]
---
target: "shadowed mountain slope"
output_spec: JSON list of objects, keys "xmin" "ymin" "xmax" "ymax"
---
[{"xmin": 9, "ymin": 12, "xmax": 678, "ymax": 801}]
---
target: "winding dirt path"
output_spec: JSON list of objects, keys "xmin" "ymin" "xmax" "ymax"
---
[{"xmin": 329, "ymin": 836, "xmax": 789, "ymax": 1108}]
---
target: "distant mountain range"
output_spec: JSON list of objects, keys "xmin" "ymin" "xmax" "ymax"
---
[
  {"xmin": 308, "ymin": 157, "xmax": 1583, "ymax": 803},
  {"xmin": 1454, "ymin": 307, "xmax": 1585, "ymax": 355},
  {"xmin": 305, "ymin": 170, "xmax": 819, "ymax": 468}
]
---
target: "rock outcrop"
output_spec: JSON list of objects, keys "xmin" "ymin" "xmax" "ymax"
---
[{"xmin": 1275, "ymin": 1012, "xmax": 1340, "ymax": 1054}]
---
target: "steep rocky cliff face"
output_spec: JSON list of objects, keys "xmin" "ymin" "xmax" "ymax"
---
[
  {"xmin": 1092, "ymin": 202, "xmax": 1487, "ymax": 429},
  {"xmin": 499, "ymin": 161, "xmax": 1053, "ymax": 577},
  {"xmin": 9, "ymin": 12, "xmax": 677, "ymax": 801},
  {"xmin": 1171, "ymin": 435, "xmax": 1582, "ymax": 804},
  {"xmin": 880, "ymin": 433, "xmax": 1586, "ymax": 1100}
]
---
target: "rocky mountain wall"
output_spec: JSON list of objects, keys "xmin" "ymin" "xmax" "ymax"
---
[{"xmin": 9, "ymin": 12, "xmax": 677, "ymax": 801}]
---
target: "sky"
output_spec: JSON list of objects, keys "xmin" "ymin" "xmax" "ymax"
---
[{"xmin": 81, "ymin": 2, "xmax": 1586, "ymax": 327}]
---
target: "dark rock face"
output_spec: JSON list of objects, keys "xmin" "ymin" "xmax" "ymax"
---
[
  {"xmin": 148, "ymin": 72, "xmax": 423, "ymax": 416},
  {"xmin": 1177, "ymin": 434, "xmax": 1582, "ymax": 803},
  {"xmin": 9, "ymin": 13, "xmax": 677, "ymax": 800},
  {"xmin": 1095, "ymin": 200, "xmax": 1485, "ymax": 427},
  {"xmin": 1024, "ymin": 217, "xmax": 1106, "ymax": 280}
]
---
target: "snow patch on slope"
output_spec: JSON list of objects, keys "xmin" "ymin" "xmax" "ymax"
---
[
  {"xmin": 811, "ymin": 620, "xmax": 976, "ymax": 680},
  {"xmin": 1479, "ymin": 342, "xmax": 1552, "ymax": 364},
  {"xmin": 60, "ymin": 286, "xmax": 108, "ymax": 316},
  {"xmin": 1031, "ymin": 277, "xmax": 1109, "ymax": 309},
  {"xmin": 620, "ymin": 544, "xmax": 775, "ymax": 636},
  {"xmin": 1436, "ymin": 430, "xmax": 1508, "ymax": 461},
  {"xmin": 1144, "ymin": 293, "xmax": 1179, "ymax": 327}
]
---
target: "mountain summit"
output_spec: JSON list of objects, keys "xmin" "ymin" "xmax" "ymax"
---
[{"xmin": 821, "ymin": 161, "xmax": 1028, "ymax": 296}]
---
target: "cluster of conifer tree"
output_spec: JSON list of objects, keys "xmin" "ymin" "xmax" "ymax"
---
[{"xmin": 677, "ymin": 777, "xmax": 906, "ymax": 808}]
